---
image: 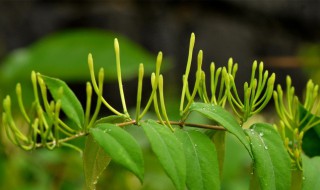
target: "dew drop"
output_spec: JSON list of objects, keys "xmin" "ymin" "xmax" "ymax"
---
[
  {"xmin": 302, "ymin": 176, "xmax": 306, "ymax": 180},
  {"xmin": 264, "ymin": 146, "xmax": 268, "ymax": 150},
  {"xmin": 259, "ymin": 132, "xmax": 264, "ymax": 137},
  {"xmin": 194, "ymin": 144, "xmax": 198, "ymax": 147}
]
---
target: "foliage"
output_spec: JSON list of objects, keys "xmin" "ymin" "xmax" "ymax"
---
[{"xmin": 1, "ymin": 32, "xmax": 320, "ymax": 190}]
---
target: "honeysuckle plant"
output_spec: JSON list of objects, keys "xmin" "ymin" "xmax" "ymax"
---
[{"xmin": 2, "ymin": 33, "xmax": 320, "ymax": 190}]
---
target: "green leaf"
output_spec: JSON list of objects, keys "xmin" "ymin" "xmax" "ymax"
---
[
  {"xmin": 175, "ymin": 129, "xmax": 220, "ymax": 189},
  {"xmin": 94, "ymin": 115, "xmax": 129, "ymax": 125},
  {"xmin": 83, "ymin": 134, "xmax": 111, "ymax": 190},
  {"xmin": 41, "ymin": 75, "xmax": 84, "ymax": 129},
  {"xmin": 0, "ymin": 29, "xmax": 168, "ymax": 84},
  {"xmin": 302, "ymin": 154, "xmax": 320, "ymax": 190},
  {"xmin": 212, "ymin": 131, "xmax": 226, "ymax": 180},
  {"xmin": 141, "ymin": 120, "xmax": 186, "ymax": 190},
  {"xmin": 189, "ymin": 102, "xmax": 251, "ymax": 156},
  {"xmin": 245, "ymin": 123, "xmax": 291, "ymax": 190},
  {"xmin": 90, "ymin": 123, "xmax": 144, "ymax": 182}
]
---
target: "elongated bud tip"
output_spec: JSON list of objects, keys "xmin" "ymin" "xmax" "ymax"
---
[
  {"xmin": 139, "ymin": 63, "xmax": 144, "ymax": 77},
  {"xmin": 259, "ymin": 61, "xmax": 264, "ymax": 72},
  {"xmin": 273, "ymin": 91, "xmax": 278, "ymax": 99},
  {"xmin": 307, "ymin": 79, "xmax": 314, "ymax": 90},
  {"xmin": 151, "ymin": 72, "xmax": 156, "ymax": 87},
  {"xmin": 210, "ymin": 62, "xmax": 215, "ymax": 72},
  {"xmin": 3, "ymin": 95, "xmax": 11, "ymax": 109},
  {"xmin": 286, "ymin": 75, "xmax": 292, "ymax": 87},
  {"xmin": 190, "ymin": 33, "xmax": 195, "ymax": 46},
  {"xmin": 38, "ymin": 76, "xmax": 45, "ymax": 86},
  {"xmin": 16, "ymin": 83, "xmax": 22, "ymax": 96},
  {"xmin": 31, "ymin": 71, "xmax": 37, "ymax": 83},
  {"xmin": 268, "ymin": 73, "xmax": 276, "ymax": 85},
  {"xmin": 228, "ymin": 58, "xmax": 233, "ymax": 67},
  {"xmin": 263, "ymin": 70, "xmax": 269, "ymax": 78},
  {"xmin": 197, "ymin": 50, "xmax": 203, "ymax": 67},
  {"xmin": 156, "ymin": 52, "xmax": 163, "ymax": 70},
  {"xmin": 86, "ymin": 82, "xmax": 92, "ymax": 96},
  {"xmin": 252, "ymin": 60, "xmax": 258, "ymax": 71},
  {"xmin": 233, "ymin": 63, "xmax": 238, "ymax": 72},
  {"xmin": 159, "ymin": 74, "xmax": 164, "ymax": 87},
  {"xmin": 299, "ymin": 131, "xmax": 304, "ymax": 140},
  {"xmin": 88, "ymin": 53, "xmax": 93, "ymax": 65},
  {"xmin": 244, "ymin": 82, "xmax": 249, "ymax": 89},
  {"xmin": 55, "ymin": 99, "xmax": 62, "ymax": 112},
  {"xmin": 114, "ymin": 38, "xmax": 120, "ymax": 53},
  {"xmin": 99, "ymin": 68, "xmax": 104, "ymax": 82}
]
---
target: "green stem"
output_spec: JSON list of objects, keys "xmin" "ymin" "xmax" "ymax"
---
[
  {"xmin": 135, "ymin": 64, "xmax": 144, "ymax": 123},
  {"xmin": 180, "ymin": 33, "xmax": 195, "ymax": 113},
  {"xmin": 114, "ymin": 38, "xmax": 129, "ymax": 116},
  {"xmin": 87, "ymin": 53, "xmax": 123, "ymax": 116},
  {"xmin": 249, "ymin": 171, "xmax": 261, "ymax": 190},
  {"xmin": 291, "ymin": 170, "xmax": 303, "ymax": 190},
  {"xmin": 212, "ymin": 131, "xmax": 225, "ymax": 180}
]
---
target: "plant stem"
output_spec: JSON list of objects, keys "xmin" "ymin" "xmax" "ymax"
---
[
  {"xmin": 34, "ymin": 120, "xmax": 225, "ymax": 148},
  {"xmin": 291, "ymin": 170, "xmax": 303, "ymax": 190}
]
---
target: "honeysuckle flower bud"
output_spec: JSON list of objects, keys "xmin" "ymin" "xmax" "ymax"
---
[{"xmin": 136, "ymin": 63, "xmax": 144, "ymax": 122}]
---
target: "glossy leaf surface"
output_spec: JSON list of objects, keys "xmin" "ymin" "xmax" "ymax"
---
[
  {"xmin": 189, "ymin": 102, "xmax": 251, "ymax": 156},
  {"xmin": 41, "ymin": 75, "xmax": 84, "ymax": 129},
  {"xmin": 175, "ymin": 129, "xmax": 220, "ymax": 189},
  {"xmin": 83, "ymin": 134, "xmax": 111, "ymax": 190},
  {"xmin": 245, "ymin": 123, "xmax": 291, "ymax": 190},
  {"xmin": 302, "ymin": 155, "xmax": 320, "ymax": 190},
  {"xmin": 90, "ymin": 123, "xmax": 144, "ymax": 182},
  {"xmin": 141, "ymin": 120, "xmax": 186, "ymax": 190}
]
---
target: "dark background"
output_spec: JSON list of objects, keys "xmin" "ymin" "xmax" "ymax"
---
[
  {"xmin": 1, "ymin": 0, "xmax": 320, "ymax": 92},
  {"xmin": 1, "ymin": 1, "xmax": 320, "ymax": 189}
]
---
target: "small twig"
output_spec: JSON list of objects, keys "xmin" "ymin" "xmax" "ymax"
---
[
  {"xmin": 34, "ymin": 120, "xmax": 225, "ymax": 149},
  {"xmin": 35, "ymin": 132, "xmax": 87, "ymax": 148}
]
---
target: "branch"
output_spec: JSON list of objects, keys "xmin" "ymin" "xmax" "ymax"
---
[{"xmin": 34, "ymin": 120, "xmax": 225, "ymax": 149}]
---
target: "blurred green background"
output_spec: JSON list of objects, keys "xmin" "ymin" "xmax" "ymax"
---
[{"xmin": 1, "ymin": 1, "xmax": 320, "ymax": 189}]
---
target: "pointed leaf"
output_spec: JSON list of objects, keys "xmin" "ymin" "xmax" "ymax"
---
[
  {"xmin": 83, "ymin": 134, "xmax": 111, "ymax": 190},
  {"xmin": 245, "ymin": 123, "xmax": 291, "ymax": 190},
  {"xmin": 141, "ymin": 120, "xmax": 186, "ymax": 190},
  {"xmin": 302, "ymin": 155, "xmax": 320, "ymax": 190},
  {"xmin": 41, "ymin": 75, "xmax": 84, "ymax": 129},
  {"xmin": 189, "ymin": 102, "xmax": 251, "ymax": 156},
  {"xmin": 90, "ymin": 123, "xmax": 144, "ymax": 182},
  {"xmin": 175, "ymin": 129, "xmax": 220, "ymax": 189},
  {"xmin": 94, "ymin": 115, "xmax": 129, "ymax": 125}
]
